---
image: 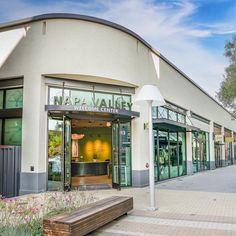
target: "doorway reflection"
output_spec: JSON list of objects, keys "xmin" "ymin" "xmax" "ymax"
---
[{"xmin": 48, "ymin": 119, "xmax": 63, "ymax": 191}]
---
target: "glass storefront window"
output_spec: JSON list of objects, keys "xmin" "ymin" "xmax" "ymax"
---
[
  {"xmin": 169, "ymin": 110, "xmax": 177, "ymax": 121},
  {"xmin": 158, "ymin": 107, "xmax": 168, "ymax": 119},
  {"xmin": 48, "ymin": 119, "xmax": 63, "ymax": 191},
  {"xmin": 225, "ymin": 142, "xmax": 232, "ymax": 165},
  {"xmin": 156, "ymin": 106, "xmax": 186, "ymax": 125},
  {"xmin": 169, "ymin": 132, "xmax": 178, "ymax": 178},
  {"xmin": 0, "ymin": 119, "xmax": 2, "ymax": 144},
  {"xmin": 158, "ymin": 131, "xmax": 169, "ymax": 180},
  {"xmin": 192, "ymin": 132, "xmax": 209, "ymax": 172},
  {"xmin": 177, "ymin": 113, "xmax": 185, "ymax": 123},
  {"xmin": 95, "ymin": 92, "xmax": 113, "ymax": 108},
  {"xmin": 113, "ymin": 95, "xmax": 131, "ymax": 110},
  {"xmin": 234, "ymin": 142, "xmax": 236, "ymax": 161},
  {"xmin": 49, "ymin": 88, "xmax": 71, "ymax": 105},
  {"xmin": 120, "ymin": 122, "xmax": 131, "ymax": 186},
  {"xmin": 155, "ymin": 130, "xmax": 186, "ymax": 181},
  {"xmin": 71, "ymin": 90, "xmax": 93, "ymax": 106},
  {"xmin": 179, "ymin": 132, "xmax": 186, "ymax": 176},
  {"xmin": 0, "ymin": 90, "xmax": 3, "ymax": 109},
  {"xmin": 5, "ymin": 88, "xmax": 23, "ymax": 108},
  {"xmin": 4, "ymin": 118, "xmax": 22, "ymax": 146},
  {"xmin": 152, "ymin": 107, "xmax": 158, "ymax": 119}
]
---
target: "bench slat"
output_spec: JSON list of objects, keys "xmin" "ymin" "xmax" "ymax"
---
[{"xmin": 43, "ymin": 196, "xmax": 133, "ymax": 236}]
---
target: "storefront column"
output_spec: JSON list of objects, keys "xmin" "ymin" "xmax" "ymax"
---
[
  {"xmin": 232, "ymin": 131, "xmax": 235, "ymax": 165},
  {"xmin": 221, "ymin": 126, "xmax": 226, "ymax": 167},
  {"xmin": 19, "ymin": 75, "xmax": 47, "ymax": 194},
  {"xmin": 186, "ymin": 110, "xmax": 193, "ymax": 175},
  {"xmin": 131, "ymin": 103, "xmax": 150, "ymax": 187},
  {"xmin": 186, "ymin": 130, "xmax": 193, "ymax": 175},
  {"xmin": 209, "ymin": 121, "xmax": 215, "ymax": 170}
]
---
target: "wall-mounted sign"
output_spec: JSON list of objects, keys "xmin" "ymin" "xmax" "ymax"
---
[
  {"xmin": 45, "ymin": 104, "xmax": 140, "ymax": 117},
  {"xmin": 214, "ymin": 134, "xmax": 223, "ymax": 142},
  {"xmin": 49, "ymin": 87, "xmax": 132, "ymax": 111},
  {"xmin": 225, "ymin": 137, "xmax": 233, "ymax": 143}
]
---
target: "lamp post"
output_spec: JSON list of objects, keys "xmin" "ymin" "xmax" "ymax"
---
[{"xmin": 135, "ymin": 85, "xmax": 166, "ymax": 211}]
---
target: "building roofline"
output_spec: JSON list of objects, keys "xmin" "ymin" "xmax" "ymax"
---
[{"xmin": 0, "ymin": 13, "xmax": 234, "ymax": 119}]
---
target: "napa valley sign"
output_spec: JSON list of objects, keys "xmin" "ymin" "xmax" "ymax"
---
[
  {"xmin": 49, "ymin": 88, "xmax": 132, "ymax": 111},
  {"xmin": 52, "ymin": 95, "xmax": 132, "ymax": 111},
  {"xmin": 45, "ymin": 87, "xmax": 140, "ymax": 117}
]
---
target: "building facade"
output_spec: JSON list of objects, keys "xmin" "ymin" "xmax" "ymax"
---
[{"xmin": 0, "ymin": 14, "xmax": 235, "ymax": 194}]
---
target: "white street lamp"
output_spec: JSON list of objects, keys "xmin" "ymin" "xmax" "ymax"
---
[{"xmin": 135, "ymin": 85, "xmax": 166, "ymax": 211}]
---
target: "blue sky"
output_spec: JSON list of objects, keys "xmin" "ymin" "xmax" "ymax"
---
[{"xmin": 0, "ymin": 0, "xmax": 235, "ymax": 97}]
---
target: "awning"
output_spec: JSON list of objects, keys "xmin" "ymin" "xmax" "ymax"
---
[
  {"xmin": 0, "ymin": 27, "xmax": 27, "ymax": 69},
  {"xmin": 45, "ymin": 104, "xmax": 140, "ymax": 121},
  {"xmin": 153, "ymin": 118, "xmax": 200, "ymax": 132}
]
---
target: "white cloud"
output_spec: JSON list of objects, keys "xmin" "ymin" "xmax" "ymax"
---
[{"xmin": 0, "ymin": 0, "xmax": 231, "ymax": 97}]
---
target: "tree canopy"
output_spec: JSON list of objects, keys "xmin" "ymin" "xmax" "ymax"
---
[{"xmin": 217, "ymin": 35, "xmax": 236, "ymax": 115}]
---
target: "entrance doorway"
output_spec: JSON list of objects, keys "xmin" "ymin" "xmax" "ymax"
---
[
  {"xmin": 47, "ymin": 115, "xmax": 131, "ymax": 191},
  {"xmin": 70, "ymin": 119, "xmax": 112, "ymax": 188},
  {"xmin": 192, "ymin": 132, "xmax": 210, "ymax": 172},
  {"xmin": 214, "ymin": 143, "xmax": 222, "ymax": 168}
]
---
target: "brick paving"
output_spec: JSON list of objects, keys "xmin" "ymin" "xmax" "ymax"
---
[{"xmin": 91, "ymin": 166, "xmax": 236, "ymax": 235}]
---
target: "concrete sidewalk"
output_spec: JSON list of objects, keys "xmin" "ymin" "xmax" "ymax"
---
[{"xmin": 92, "ymin": 166, "xmax": 236, "ymax": 235}]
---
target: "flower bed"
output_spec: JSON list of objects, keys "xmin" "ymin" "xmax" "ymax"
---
[{"xmin": 0, "ymin": 191, "xmax": 95, "ymax": 236}]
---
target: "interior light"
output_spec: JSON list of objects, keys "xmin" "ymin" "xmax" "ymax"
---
[
  {"xmin": 72, "ymin": 133, "xmax": 85, "ymax": 140},
  {"xmin": 106, "ymin": 122, "xmax": 111, "ymax": 127}
]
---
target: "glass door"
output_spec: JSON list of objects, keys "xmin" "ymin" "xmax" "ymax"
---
[
  {"xmin": 158, "ymin": 131, "xmax": 169, "ymax": 180},
  {"xmin": 47, "ymin": 118, "xmax": 63, "ymax": 191},
  {"xmin": 169, "ymin": 132, "xmax": 178, "ymax": 178},
  {"xmin": 119, "ymin": 122, "xmax": 131, "ymax": 186},
  {"xmin": 63, "ymin": 116, "xmax": 72, "ymax": 191},
  {"xmin": 112, "ymin": 121, "xmax": 132, "ymax": 189},
  {"xmin": 154, "ymin": 129, "xmax": 159, "ymax": 182},
  {"xmin": 112, "ymin": 122, "xmax": 120, "ymax": 189},
  {"xmin": 215, "ymin": 143, "xmax": 221, "ymax": 168}
]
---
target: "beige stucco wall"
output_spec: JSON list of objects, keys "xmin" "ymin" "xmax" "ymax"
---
[
  {"xmin": 157, "ymin": 59, "xmax": 235, "ymax": 131},
  {"xmin": 0, "ymin": 18, "xmax": 235, "ymax": 177}
]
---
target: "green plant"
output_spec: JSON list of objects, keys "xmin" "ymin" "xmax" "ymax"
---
[{"xmin": 0, "ymin": 191, "xmax": 96, "ymax": 236}]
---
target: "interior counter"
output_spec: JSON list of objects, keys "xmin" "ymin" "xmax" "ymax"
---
[{"xmin": 71, "ymin": 161, "xmax": 110, "ymax": 176}]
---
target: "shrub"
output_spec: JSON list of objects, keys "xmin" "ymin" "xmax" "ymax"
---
[{"xmin": 0, "ymin": 191, "xmax": 95, "ymax": 236}]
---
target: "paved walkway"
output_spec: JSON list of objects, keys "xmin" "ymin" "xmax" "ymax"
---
[{"xmin": 91, "ymin": 165, "xmax": 236, "ymax": 235}]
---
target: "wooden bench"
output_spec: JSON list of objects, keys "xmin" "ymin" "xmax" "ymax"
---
[{"xmin": 43, "ymin": 196, "xmax": 133, "ymax": 236}]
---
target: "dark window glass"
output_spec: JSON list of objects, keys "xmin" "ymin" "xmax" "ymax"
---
[
  {"xmin": 178, "ymin": 113, "xmax": 185, "ymax": 123},
  {"xmin": 192, "ymin": 132, "xmax": 209, "ymax": 172},
  {"xmin": 4, "ymin": 118, "xmax": 22, "ymax": 145},
  {"xmin": 158, "ymin": 131, "xmax": 169, "ymax": 180},
  {"xmin": 169, "ymin": 132, "xmax": 178, "ymax": 178},
  {"xmin": 48, "ymin": 119, "xmax": 63, "ymax": 191},
  {"xmin": 158, "ymin": 107, "xmax": 168, "ymax": 119},
  {"xmin": 169, "ymin": 110, "xmax": 177, "ymax": 121},
  {"xmin": 179, "ymin": 132, "xmax": 186, "ymax": 176},
  {"xmin": 155, "ymin": 130, "xmax": 186, "ymax": 181},
  {"xmin": 0, "ymin": 119, "xmax": 2, "ymax": 144},
  {"xmin": 120, "ymin": 122, "xmax": 131, "ymax": 186},
  {"xmin": 5, "ymin": 88, "xmax": 23, "ymax": 108},
  {"xmin": 0, "ymin": 90, "xmax": 3, "ymax": 109}
]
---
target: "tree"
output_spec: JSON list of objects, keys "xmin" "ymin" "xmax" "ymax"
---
[{"xmin": 217, "ymin": 35, "xmax": 236, "ymax": 115}]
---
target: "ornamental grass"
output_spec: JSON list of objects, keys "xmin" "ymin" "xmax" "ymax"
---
[{"xmin": 0, "ymin": 191, "xmax": 95, "ymax": 236}]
